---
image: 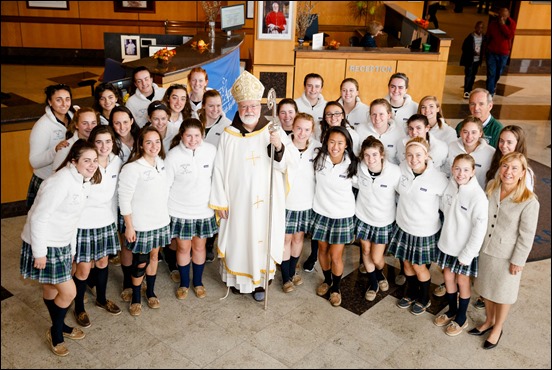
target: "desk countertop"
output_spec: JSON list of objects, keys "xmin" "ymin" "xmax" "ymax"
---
[
  {"xmin": 1, "ymin": 96, "xmax": 95, "ymax": 132},
  {"xmin": 122, "ymin": 32, "xmax": 244, "ymax": 80}
]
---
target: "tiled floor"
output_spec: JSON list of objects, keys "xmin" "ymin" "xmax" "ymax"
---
[{"xmin": 1, "ymin": 3, "xmax": 551, "ymax": 367}]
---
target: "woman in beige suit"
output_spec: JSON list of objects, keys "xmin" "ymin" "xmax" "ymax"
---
[{"xmin": 472, "ymin": 152, "xmax": 540, "ymax": 349}]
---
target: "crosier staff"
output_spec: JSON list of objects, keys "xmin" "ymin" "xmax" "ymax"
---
[{"xmin": 264, "ymin": 88, "xmax": 280, "ymax": 310}]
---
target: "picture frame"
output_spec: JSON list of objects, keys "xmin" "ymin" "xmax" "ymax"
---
[
  {"xmin": 246, "ymin": 1, "xmax": 255, "ymax": 19},
  {"xmin": 26, "ymin": 1, "xmax": 69, "ymax": 10},
  {"xmin": 113, "ymin": 1, "xmax": 155, "ymax": 13},
  {"xmin": 257, "ymin": 1, "xmax": 293, "ymax": 40},
  {"xmin": 121, "ymin": 35, "xmax": 141, "ymax": 62}
]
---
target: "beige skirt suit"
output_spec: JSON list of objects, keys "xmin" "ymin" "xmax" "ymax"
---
[{"xmin": 474, "ymin": 187, "xmax": 540, "ymax": 304}]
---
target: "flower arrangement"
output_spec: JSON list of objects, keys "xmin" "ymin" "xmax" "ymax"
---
[
  {"xmin": 152, "ymin": 47, "xmax": 176, "ymax": 61},
  {"xmin": 296, "ymin": 1, "xmax": 318, "ymax": 41},
  {"xmin": 414, "ymin": 18, "xmax": 430, "ymax": 29},
  {"xmin": 201, "ymin": 1, "xmax": 221, "ymax": 22},
  {"xmin": 191, "ymin": 40, "xmax": 209, "ymax": 52},
  {"xmin": 326, "ymin": 40, "xmax": 341, "ymax": 50}
]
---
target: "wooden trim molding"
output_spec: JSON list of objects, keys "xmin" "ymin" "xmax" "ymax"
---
[{"xmin": 515, "ymin": 29, "xmax": 551, "ymax": 36}]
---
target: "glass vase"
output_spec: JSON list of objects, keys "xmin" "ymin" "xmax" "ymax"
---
[{"xmin": 209, "ymin": 21, "xmax": 216, "ymax": 39}]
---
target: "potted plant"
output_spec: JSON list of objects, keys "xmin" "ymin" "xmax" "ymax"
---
[{"xmin": 347, "ymin": 1, "xmax": 385, "ymax": 29}]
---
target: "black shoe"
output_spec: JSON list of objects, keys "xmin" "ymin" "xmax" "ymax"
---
[
  {"xmin": 303, "ymin": 258, "xmax": 315, "ymax": 273},
  {"xmin": 206, "ymin": 249, "xmax": 215, "ymax": 263},
  {"xmin": 483, "ymin": 331, "xmax": 503, "ymax": 350},
  {"xmin": 474, "ymin": 297, "xmax": 485, "ymax": 310},
  {"xmin": 468, "ymin": 326, "xmax": 493, "ymax": 336}
]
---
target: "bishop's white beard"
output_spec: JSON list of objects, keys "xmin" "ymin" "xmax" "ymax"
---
[{"xmin": 240, "ymin": 112, "xmax": 260, "ymax": 127}]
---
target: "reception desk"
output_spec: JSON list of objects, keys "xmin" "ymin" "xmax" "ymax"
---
[
  {"xmin": 123, "ymin": 32, "xmax": 243, "ymax": 119},
  {"xmin": 294, "ymin": 1, "xmax": 453, "ymax": 105},
  {"xmin": 294, "ymin": 41, "xmax": 451, "ymax": 107},
  {"xmin": 123, "ymin": 32, "xmax": 244, "ymax": 86}
]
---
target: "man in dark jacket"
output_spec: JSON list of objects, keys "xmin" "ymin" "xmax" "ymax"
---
[{"xmin": 460, "ymin": 21, "xmax": 486, "ymax": 99}]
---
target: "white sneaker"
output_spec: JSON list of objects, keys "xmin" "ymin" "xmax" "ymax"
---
[{"xmin": 463, "ymin": 92, "xmax": 470, "ymax": 99}]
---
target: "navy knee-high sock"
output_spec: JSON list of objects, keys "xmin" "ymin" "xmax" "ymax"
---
[
  {"xmin": 308, "ymin": 239, "xmax": 318, "ymax": 262},
  {"xmin": 206, "ymin": 236, "xmax": 216, "ymax": 252},
  {"xmin": 73, "ymin": 275, "xmax": 87, "ymax": 314},
  {"xmin": 368, "ymin": 271, "xmax": 378, "ymax": 291},
  {"xmin": 44, "ymin": 298, "xmax": 72, "ymax": 333},
  {"xmin": 145, "ymin": 274, "xmax": 156, "ymax": 298},
  {"xmin": 121, "ymin": 265, "xmax": 132, "ymax": 290},
  {"xmin": 455, "ymin": 297, "xmax": 470, "ymax": 326},
  {"xmin": 289, "ymin": 256, "xmax": 299, "ymax": 277},
  {"xmin": 419, "ymin": 279, "xmax": 431, "ymax": 305},
  {"xmin": 331, "ymin": 274, "xmax": 342, "ymax": 293},
  {"xmin": 178, "ymin": 263, "xmax": 191, "ymax": 288},
  {"xmin": 87, "ymin": 266, "xmax": 98, "ymax": 289},
  {"xmin": 131, "ymin": 282, "xmax": 141, "ymax": 304},
  {"xmin": 164, "ymin": 246, "xmax": 177, "ymax": 272},
  {"xmin": 281, "ymin": 259, "xmax": 291, "ymax": 283},
  {"xmin": 375, "ymin": 267, "xmax": 385, "ymax": 281},
  {"xmin": 51, "ymin": 303, "xmax": 68, "ymax": 346},
  {"xmin": 95, "ymin": 265, "xmax": 109, "ymax": 305},
  {"xmin": 322, "ymin": 269, "xmax": 333, "ymax": 285},
  {"xmin": 192, "ymin": 262, "xmax": 205, "ymax": 287},
  {"xmin": 445, "ymin": 291, "xmax": 458, "ymax": 317},
  {"xmin": 405, "ymin": 275, "xmax": 418, "ymax": 300}
]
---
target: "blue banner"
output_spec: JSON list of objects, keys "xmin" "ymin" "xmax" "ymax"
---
[{"xmin": 202, "ymin": 47, "xmax": 240, "ymax": 120}]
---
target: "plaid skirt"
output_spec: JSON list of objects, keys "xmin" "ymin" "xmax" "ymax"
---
[
  {"xmin": 170, "ymin": 216, "xmax": 218, "ymax": 240},
  {"xmin": 127, "ymin": 224, "xmax": 171, "ymax": 254},
  {"xmin": 435, "ymin": 249, "xmax": 478, "ymax": 277},
  {"xmin": 26, "ymin": 174, "xmax": 43, "ymax": 210},
  {"xmin": 20, "ymin": 242, "xmax": 72, "ymax": 284},
  {"xmin": 285, "ymin": 209, "xmax": 313, "ymax": 235},
  {"xmin": 311, "ymin": 212, "xmax": 355, "ymax": 245},
  {"xmin": 75, "ymin": 223, "xmax": 121, "ymax": 263},
  {"xmin": 355, "ymin": 217, "xmax": 395, "ymax": 245},
  {"xmin": 387, "ymin": 226, "xmax": 439, "ymax": 265}
]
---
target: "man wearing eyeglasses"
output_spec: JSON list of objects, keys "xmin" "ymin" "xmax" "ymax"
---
[{"xmin": 209, "ymin": 71, "xmax": 290, "ymax": 302}]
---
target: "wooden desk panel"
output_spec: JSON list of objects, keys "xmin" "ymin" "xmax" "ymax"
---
[
  {"xmin": 1, "ymin": 129, "xmax": 33, "ymax": 203},
  {"xmin": 345, "ymin": 59, "xmax": 396, "ymax": 105},
  {"xmin": 293, "ymin": 58, "xmax": 346, "ymax": 101}
]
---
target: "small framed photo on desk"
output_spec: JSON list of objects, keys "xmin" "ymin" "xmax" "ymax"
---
[{"xmin": 121, "ymin": 35, "xmax": 141, "ymax": 62}]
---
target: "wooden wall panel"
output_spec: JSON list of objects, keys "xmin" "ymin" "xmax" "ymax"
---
[
  {"xmin": 138, "ymin": 26, "xmax": 171, "ymax": 35},
  {"xmin": 253, "ymin": 41, "xmax": 296, "ymax": 65},
  {"xmin": 138, "ymin": 1, "xmax": 199, "ymax": 21},
  {"xmin": 81, "ymin": 25, "xmax": 140, "ymax": 50},
  {"xmin": 396, "ymin": 60, "xmax": 447, "ymax": 104},
  {"xmin": 1, "ymin": 1, "xmax": 20, "ymax": 15},
  {"xmin": 77, "ymin": 1, "xmax": 138, "ymax": 20},
  {"xmin": 251, "ymin": 65, "xmax": 295, "ymax": 102},
  {"xmin": 1, "ymin": 129, "xmax": 33, "ymax": 204},
  {"xmin": 252, "ymin": 1, "xmax": 296, "ymax": 66},
  {"xmin": 17, "ymin": 0, "xmax": 79, "ymax": 18},
  {"xmin": 386, "ymin": 1, "xmax": 424, "ymax": 19},
  {"xmin": 293, "ymin": 58, "xmax": 346, "ymax": 100},
  {"xmin": 20, "ymin": 23, "xmax": 81, "ymax": 48},
  {"xmin": 511, "ymin": 36, "xmax": 551, "ymax": 59},
  {"xmin": 1, "ymin": 22, "xmax": 22, "ymax": 47},
  {"xmin": 345, "ymin": 59, "xmax": 396, "ymax": 105},
  {"xmin": 516, "ymin": 2, "xmax": 551, "ymax": 30}
]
